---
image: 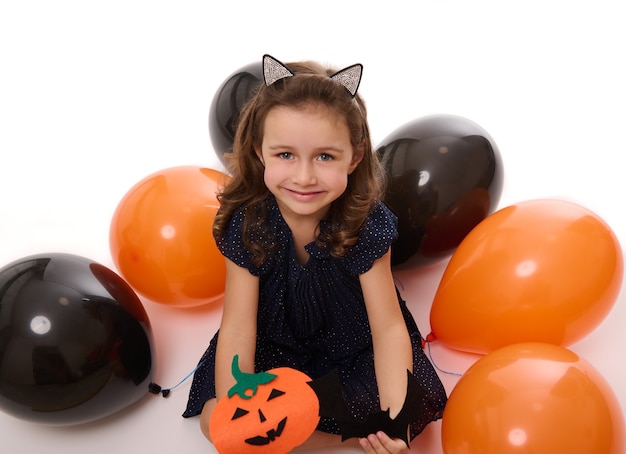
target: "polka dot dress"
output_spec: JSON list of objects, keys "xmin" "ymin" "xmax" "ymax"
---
[{"xmin": 183, "ymin": 195, "xmax": 447, "ymax": 440}]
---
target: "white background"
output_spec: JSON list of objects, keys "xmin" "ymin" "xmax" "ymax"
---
[{"xmin": 1, "ymin": 1, "xmax": 625, "ymax": 453}]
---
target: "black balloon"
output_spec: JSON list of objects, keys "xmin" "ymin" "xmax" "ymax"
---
[
  {"xmin": 0, "ymin": 253, "xmax": 154, "ymax": 425},
  {"xmin": 377, "ymin": 114, "xmax": 504, "ymax": 269},
  {"xmin": 209, "ymin": 59, "xmax": 263, "ymax": 168}
]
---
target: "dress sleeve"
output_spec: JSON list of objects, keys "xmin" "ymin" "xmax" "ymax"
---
[
  {"xmin": 344, "ymin": 201, "xmax": 399, "ymax": 275},
  {"xmin": 213, "ymin": 208, "xmax": 265, "ymax": 276}
]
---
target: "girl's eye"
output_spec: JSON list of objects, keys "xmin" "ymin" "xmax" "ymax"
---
[
  {"xmin": 318, "ymin": 153, "xmax": 334, "ymax": 162},
  {"xmin": 278, "ymin": 152, "xmax": 293, "ymax": 160}
]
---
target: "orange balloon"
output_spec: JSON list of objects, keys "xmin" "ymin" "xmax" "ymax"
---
[
  {"xmin": 109, "ymin": 166, "xmax": 230, "ymax": 307},
  {"xmin": 430, "ymin": 199, "xmax": 623, "ymax": 354},
  {"xmin": 441, "ymin": 342, "xmax": 625, "ymax": 454}
]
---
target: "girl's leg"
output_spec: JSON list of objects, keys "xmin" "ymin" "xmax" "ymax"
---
[
  {"xmin": 294, "ymin": 430, "xmax": 360, "ymax": 451},
  {"xmin": 198, "ymin": 398, "xmax": 217, "ymax": 442}
]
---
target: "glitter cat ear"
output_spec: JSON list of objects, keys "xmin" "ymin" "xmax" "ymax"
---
[
  {"xmin": 330, "ymin": 63, "xmax": 363, "ymax": 97},
  {"xmin": 263, "ymin": 54, "xmax": 294, "ymax": 86}
]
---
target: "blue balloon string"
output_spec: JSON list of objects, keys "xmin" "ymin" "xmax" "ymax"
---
[{"xmin": 151, "ymin": 358, "xmax": 208, "ymax": 397}]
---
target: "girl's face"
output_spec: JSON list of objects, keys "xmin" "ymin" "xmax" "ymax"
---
[{"xmin": 256, "ymin": 104, "xmax": 363, "ymax": 223}]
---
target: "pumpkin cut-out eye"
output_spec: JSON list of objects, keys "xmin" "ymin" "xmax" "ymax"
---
[
  {"xmin": 267, "ymin": 388, "xmax": 285, "ymax": 401},
  {"xmin": 231, "ymin": 407, "xmax": 249, "ymax": 420}
]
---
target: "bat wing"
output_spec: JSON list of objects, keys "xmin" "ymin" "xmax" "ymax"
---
[
  {"xmin": 307, "ymin": 368, "xmax": 354, "ymax": 421},
  {"xmin": 309, "ymin": 369, "xmax": 427, "ymax": 444}
]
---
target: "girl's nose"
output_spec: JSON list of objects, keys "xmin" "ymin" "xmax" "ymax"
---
[{"xmin": 293, "ymin": 161, "xmax": 316, "ymax": 185}]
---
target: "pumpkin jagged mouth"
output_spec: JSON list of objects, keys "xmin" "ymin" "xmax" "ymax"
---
[{"xmin": 244, "ymin": 417, "xmax": 287, "ymax": 446}]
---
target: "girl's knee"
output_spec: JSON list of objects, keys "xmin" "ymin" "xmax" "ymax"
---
[{"xmin": 199, "ymin": 398, "xmax": 217, "ymax": 442}]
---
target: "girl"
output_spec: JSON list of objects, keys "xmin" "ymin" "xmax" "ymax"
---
[{"xmin": 184, "ymin": 55, "xmax": 447, "ymax": 453}]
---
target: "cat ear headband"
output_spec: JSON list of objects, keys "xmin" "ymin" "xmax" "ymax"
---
[{"xmin": 262, "ymin": 54, "xmax": 363, "ymax": 97}]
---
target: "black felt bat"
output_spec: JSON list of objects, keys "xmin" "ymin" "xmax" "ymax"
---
[{"xmin": 307, "ymin": 369, "xmax": 427, "ymax": 444}]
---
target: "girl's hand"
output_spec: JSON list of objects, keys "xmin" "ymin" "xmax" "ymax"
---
[{"xmin": 359, "ymin": 431, "xmax": 409, "ymax": 454}]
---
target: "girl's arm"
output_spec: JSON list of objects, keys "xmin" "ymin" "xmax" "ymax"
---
[
  {"xmin": 359, "ymin": 248, "xmax": 413, "ymax": 418},
  {"xmin": 214, "ymin": 257, "xmax": 260, "ymax": 398}
]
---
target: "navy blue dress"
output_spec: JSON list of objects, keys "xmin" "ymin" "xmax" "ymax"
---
[{"xmin": 183, "ymin": 196, "xmax": 446, "ymax": 439}]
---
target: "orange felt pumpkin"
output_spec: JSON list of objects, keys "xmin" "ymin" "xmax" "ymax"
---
[{"xmin": 208, "ymin": 356, "xmax": 320, "ymax": 454}]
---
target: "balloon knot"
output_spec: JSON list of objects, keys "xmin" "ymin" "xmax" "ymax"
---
[
  {"xmin": 425, "ymin": 333, "xmax": 437, "ymax": 343},
  {"xmin": 149, "ymin": 382, "xmax": 172, "ymax": 397}
]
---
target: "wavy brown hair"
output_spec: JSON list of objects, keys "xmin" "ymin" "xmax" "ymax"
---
[{"xmin": 213, "ymin": 59, "xmax": 385, "ymax": 267}]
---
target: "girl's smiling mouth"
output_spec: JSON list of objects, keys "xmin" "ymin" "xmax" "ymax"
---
[{"xmin": 283, "ymin": 188, "xmax": 325, "ymax": 199}]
